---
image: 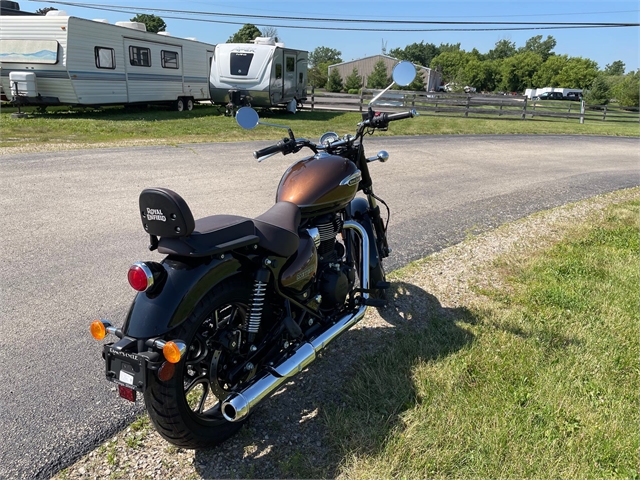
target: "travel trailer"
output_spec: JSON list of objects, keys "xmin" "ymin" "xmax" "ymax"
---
[
  {"xmin": 209, "ymin": 37, "xmax": 308, "ymax": 114},
  {"xmin": 0, "ymin": 11, "xmax": 216, "ymax": 110}
]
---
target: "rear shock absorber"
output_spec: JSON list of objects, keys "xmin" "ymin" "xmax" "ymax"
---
[{"xmin": 246, "ymin": 268, "xmax": 270, "ymax": 343}]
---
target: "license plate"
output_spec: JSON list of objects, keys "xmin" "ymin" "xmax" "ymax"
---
[{"xmin": 104, "ymin": 345, "xmax": 147, "ymax": 392}]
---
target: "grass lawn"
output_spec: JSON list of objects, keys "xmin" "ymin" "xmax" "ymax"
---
[
  {"xmin": 326, "ymin": 197, "xmax": 639, "ymax": 479},
  {"xmin": 1, "ymin": 103, "xmax": 638, "ymax": 151}
]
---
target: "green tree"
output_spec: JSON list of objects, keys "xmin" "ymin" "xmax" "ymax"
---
[
  {"xmin": 227, "ymin": 24, "xmax": 262, "ymax": 43},
  {"xmin": 344, "ymin": 67, "xmax": 363, "ymax": 91},
  {"xmin": 532, "ymin": 54, "xmax": 569, "ymax": 86},
  {"xmin": 130, "ymin": 14, "xmax": 166, "ymax": 33},
  {"xmin": 430, "ymin": 50, "xmax": 470, "ymax": 83},
  {"xmin": 554, "ymin": 57, "xmax": 599, "ymax": 89},
  {"xmin": 389, "ymin": 41, "xmax": 440, "ymax": 67},
  {"xmin": 326, "ymin": 68, "xmax": 344, "ymax": 92},
  {"xmin": 612, "ymin": 70, "xmax": 639, "ymax": 106},
  {"xmin": 35, "ymin": 6, "xmax": 57, "ymax": 14},
  {"xmin": 499, "ymin": 52, "xmax": 543, "ymax": 92},
  {"xmin": 437, "ymin": 42, "xmax": 461, "ymax": 53},
  {"xmin": 309, "ymin": 47, "xmax": 342, "ymax": 67},
  {"xmin": 308, "ymin": 62, "xmax": 330, "ymax": 88},
  {"xmin": 462, "ymin": 58, "xmax": 501, "ymax": 91},
  {"xmin": 519, "ymin": 35, "xmax": 556, "ymax": 61},
  {"xmin": 487, "ymin": 39, "xmax": 517, "ymax": 60},
  {"xmin": 604, "ymin": 60, "xmax": 625, "ymax": 76},
  {"xmin": 367, "ymin": 60, "xmax": 390, "ymax": 89},
  {"xmin": 584, "ymin": 74, "xmax": 611, "ymax": 105}
]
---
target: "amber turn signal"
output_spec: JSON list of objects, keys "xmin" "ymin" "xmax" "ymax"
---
[
  {"xmin": 163, "ymin": 341, "xmax": 185, "ymax": 364},
  {"xmin": 90, "ymin": 320, "xmax": 107, "ymax": 340}
]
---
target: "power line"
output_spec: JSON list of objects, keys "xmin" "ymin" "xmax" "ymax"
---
[{"xmin": 32, "ymin": 0, "xmax": 640, "ymax": 27}]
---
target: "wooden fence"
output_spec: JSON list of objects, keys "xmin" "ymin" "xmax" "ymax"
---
[{"xmin": 305, "ymin": 87, "xmax": 640, "ymax": 124}]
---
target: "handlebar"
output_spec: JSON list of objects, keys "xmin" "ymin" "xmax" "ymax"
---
[
  {"xmin": 366, "ymin": 109, "xmax": 417, "ymax": 129},
  {"xmin": 253, "ymin": 138, "xmax": 296, "ymax": 159},
  {"xmin": 252, "ymin": 109, "xmax": 417, "ymax": 160}
]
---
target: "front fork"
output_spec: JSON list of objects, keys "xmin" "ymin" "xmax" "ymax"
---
[
  {"xmin": 365, "ymin": 191, "xmax": 390, "ymax": 258},
  {"xmin": 357, "ymin": 143, "xmax": 390, "ymax": 259}
]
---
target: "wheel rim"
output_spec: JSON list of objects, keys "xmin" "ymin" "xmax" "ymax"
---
[{"xmin": 181, "ymin": 301, "xmax": 248, "ymax": 425}]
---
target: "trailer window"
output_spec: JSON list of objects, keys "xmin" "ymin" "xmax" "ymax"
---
[
  {"xmin": 129, "ymin": 46, "xmax": 151, "ymax": 67},
  {"xmin": 229, "ymin": 52, "xmax": 253, "ymax": 76},
  {"xmin": 161, "ymin": 50, "xmax": 179, "ymax": 69},
  {"xmin": 286, "ymin": 56, "xmax": 295, "ymax": 73},
  {"xmin": 275, "ymin": 64, "xmax": 282, "ymax": 80},
  {"xmin": 0, "ymin": 39, "xmax": 59, "ymax": 64},
  {"xmin": 95, "ymin": 47, "xmax": 115, "ymax": 69}
]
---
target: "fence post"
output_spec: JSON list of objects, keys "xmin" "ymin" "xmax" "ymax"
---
[
  {"xmin": 412, "ymin": 93, "xmax": 416, "ymax": 108},
  {"xmin": 464, "ymin": 95, "xmax": 470, "ymax": 117},
  {"xmin": 567, "ymin": 103, "xmax": 572, "ymax": 119},
  {"xmin": 580, "ymin": 99, "xmax": 585, "ymax": 124},
  {"xmin": 602, "ymin": 105, "xmax": 607, "ymax": 121},
  {"xmin": 499, "ymin": 103, "xmax": 503, "ymax": 116},
  {"xmin": 359, "ymin": 88, "xmax": 363, "ymax": 113},
  {"xmin": 311, "ymin": 86, "xmax": 315, "ymax": 112},
  {"xmin": 521, "ymin": 97, "xmax": 527, "ymax": 120},
  {"xmin": 531, "ymin": 101, "xmax": 536, "ymax": 119}
]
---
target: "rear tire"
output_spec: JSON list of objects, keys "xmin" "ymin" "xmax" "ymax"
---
[
  {"xmin": 144, "ymin": 279, "xmax": 252, "ymax": 448},
  {"xmin": 186, "ymin": 98, "xmax": 194, "ymax": 111},
  {"xmin": 175, "ymin": 98, "xmax": 185, "ymax": 112}
]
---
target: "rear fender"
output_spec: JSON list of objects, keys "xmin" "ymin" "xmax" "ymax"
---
[{"xmin": 123, "ymin": 255, "xmax": 245, "ymax": 339}]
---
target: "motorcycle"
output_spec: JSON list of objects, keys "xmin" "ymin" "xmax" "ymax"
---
[{"xmin": 90, "ymin": 61, "xmax": 418, "ymax": 448}]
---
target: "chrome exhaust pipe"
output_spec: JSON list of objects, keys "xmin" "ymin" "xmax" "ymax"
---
[{"xmin": 221, "ymin": 221, "xmax": 370, "ymax": 422}]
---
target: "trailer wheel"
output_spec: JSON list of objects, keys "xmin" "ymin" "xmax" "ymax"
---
[
  {"xmin": 186, "ymin": 98, "xmax": 194, "ymax": 111},
  {"xmin": 175, "ymin": 98, "xmax": 185, "ymax": 112}
]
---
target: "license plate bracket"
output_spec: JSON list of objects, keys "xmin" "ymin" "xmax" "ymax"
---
[{"xmin": 104, "ymin": 345, "xmax": 147, "ymax": 393}]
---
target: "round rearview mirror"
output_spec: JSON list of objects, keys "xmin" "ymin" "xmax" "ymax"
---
[
  {"xmin": 392, "ymin": 61, "xmax": 416, "ymax": 87},
  {"xmin": 236, "ymin": 107, "xmax": 259, "ymax": 130}
]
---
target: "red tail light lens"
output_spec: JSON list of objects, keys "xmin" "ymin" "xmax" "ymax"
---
[{"xmin": 128, "ymin": 262, "xmax": 154, "ymax": 292}]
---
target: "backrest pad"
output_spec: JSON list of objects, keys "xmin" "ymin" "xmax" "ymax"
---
[{"xmin": 139, "ymin": 187, "xmax": 195, "ymax": 238}]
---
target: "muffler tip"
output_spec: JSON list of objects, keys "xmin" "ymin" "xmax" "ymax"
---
[{"xmin": 221, "ymin": 394, "xmax": 249, "ymax": 422}]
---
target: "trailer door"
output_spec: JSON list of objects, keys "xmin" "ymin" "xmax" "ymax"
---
[{"xmin": 283, "ymin": 52, "xmax": 296, "ymax": 101}]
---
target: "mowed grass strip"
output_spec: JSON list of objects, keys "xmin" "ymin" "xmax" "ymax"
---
[
  {"xmin": 1, "ymin": 104, "xmax": 638, "ymax": 150},
  {"xmin": 327, "ymin": 199, "xmax": 639, "ymax": 479}
]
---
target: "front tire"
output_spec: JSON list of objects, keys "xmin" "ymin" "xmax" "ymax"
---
[
  {"xmin": 175, "ymin": 98, "xmax": 185, "ymax": 112},
  {"xmin": 144, "ymin": 279, "xmax": 252, "ymax": 448}
]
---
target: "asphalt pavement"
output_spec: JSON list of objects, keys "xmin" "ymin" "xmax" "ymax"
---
[{"xmin": 0, "ymin": 134, "xmax": 637, "ymax": 479}]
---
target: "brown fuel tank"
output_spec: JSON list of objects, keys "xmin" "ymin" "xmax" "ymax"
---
[{"xmin": 276, "ymin": 153, "xmax": 361, "ymax": 217}]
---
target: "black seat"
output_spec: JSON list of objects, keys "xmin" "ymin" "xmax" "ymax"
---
[
  {"xmin": 253, "ymin": 201, "xmax": 301, "ymax": 257},
  {"xmin": 148, "ymin": 189, "xmax": 300, "ymax": 257}
]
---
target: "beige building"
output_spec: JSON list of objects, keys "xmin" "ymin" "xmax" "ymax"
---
[{"xmin": 327, "ymin": 54, "xmax": 441, "ymax": 91}]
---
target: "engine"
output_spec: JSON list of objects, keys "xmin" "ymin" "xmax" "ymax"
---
[{"xmin": 311, "ymin": 213, "xmax": 356, "ymax": 310}]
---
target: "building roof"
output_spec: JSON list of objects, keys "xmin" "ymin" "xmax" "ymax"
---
[{"xmin": 329, "ymin": 54, "xmax": 435, "ymax": 72}]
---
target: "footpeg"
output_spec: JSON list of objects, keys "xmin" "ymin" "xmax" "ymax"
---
[{"xmin": 364, "ymin": 298, "xmax": 387, "ymax": 307}]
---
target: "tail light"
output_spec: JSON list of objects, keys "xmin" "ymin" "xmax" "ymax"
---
[{"xmin": 128, "ymin": 262, "xmax": 154, "ymax": 292}]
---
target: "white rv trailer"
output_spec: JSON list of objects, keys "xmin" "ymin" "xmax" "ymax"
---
[
  {"xmin": 0, "ymin": 11, "xmax": 216, "ymax": 110},
  {"xmin": 209, "ymin": 37, "xmax": 308, "ymax": 114}
]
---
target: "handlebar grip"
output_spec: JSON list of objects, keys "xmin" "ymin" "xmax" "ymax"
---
[
  {"xmin": 253, "ymin": 142, "xmax": 285, "ymax": 159},
  {"xmin": 385, "ymin": 110, "xmax": 416, "ymax": 122}
]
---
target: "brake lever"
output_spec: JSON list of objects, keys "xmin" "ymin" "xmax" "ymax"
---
[{"xmin": 256, "ymin": 152, "xmax": 278, "ymax": 163}]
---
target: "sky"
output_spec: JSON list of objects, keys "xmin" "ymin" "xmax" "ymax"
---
[{"xmin": 25, "ymin": 0, "xmax": 640, "ymax": 72}]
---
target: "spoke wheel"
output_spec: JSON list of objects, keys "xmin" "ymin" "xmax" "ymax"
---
[{"xmin": 144, "ymin": 279, "xmax": 253, "ymax": 448}]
